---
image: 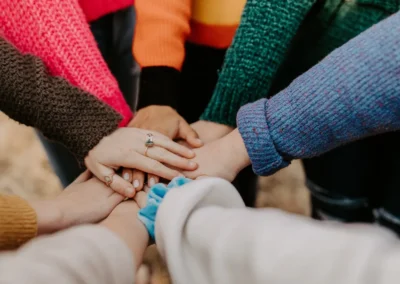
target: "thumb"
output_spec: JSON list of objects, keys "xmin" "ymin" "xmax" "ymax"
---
[{"xmin": 178, "ymin": 120, "xmax": 203, "ymax": 148}]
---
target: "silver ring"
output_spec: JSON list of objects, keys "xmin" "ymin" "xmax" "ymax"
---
[{"xmin": 145, "ymin": 133, "xmax": 154, "ymax": 147}]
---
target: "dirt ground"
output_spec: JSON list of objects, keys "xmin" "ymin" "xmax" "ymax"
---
[{"xmin": 0, "ymin": 112, "xmax": 310, "ymax": 283}]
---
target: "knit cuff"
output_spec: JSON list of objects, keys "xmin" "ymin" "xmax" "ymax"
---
[
  {"xmin": 137, "ymin": 67, "xmax": 181, "ymax": 110},
  {"xmin": 237, "ymin": 99, "xmax": 289, "ymax": 176},
  {"xmin": 0, "ymin": 195, "xmax": 37, "ymax": 250},
  {"xmin": 200, "ymin": 81, "xmax": 244, "ymax": 127}
]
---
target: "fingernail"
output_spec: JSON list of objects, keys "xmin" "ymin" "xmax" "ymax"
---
[
  {"xmin": 188, "ymin": 150, "xmax": 195, "ymax": 156},
  {"xmin": 133, "ymin": 179, "xmax": 140, "ymax": 188},
  {"xmin": 148, "ymin": 178, "xmax": 156, "ymax": 187},
  {"xmin": 177, "ymin": 173, "xmax": 185, "ymax": 178},
  {"xmin": 189, "ymin": 161, "xmax": 197, "ymax": 168},
  {"xmin": 126, "ymin": 187, "xmax": 135, "ymax": 196},
  {"xmin": 195, "ymin": 138, "xmax": 203, "ymax": 145},
  {"xmin": 123, "ymin": 173, "xmax": 130, "ymax": 181}
]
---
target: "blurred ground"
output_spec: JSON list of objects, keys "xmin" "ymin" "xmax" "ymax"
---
[{"xmin": 0, "ymin": 112, "xmax": 310, "ymax": 284}]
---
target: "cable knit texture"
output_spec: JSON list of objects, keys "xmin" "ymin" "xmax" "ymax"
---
[
  {"xmin": 79, "ymin": 0, "xmax": 134, "ymax": 22},
  {"xmin": 201, "ymin": 0, "xmax": 400, "ymax": 126},
  {"xmin": 237, "ymin": 12, "xmax": 400, "ymax": 176},
  {"xmin": 0, "ymin": 195, "xmax": 37, "ymax": 250},
  {"xmin": 0, "ymin": 38, "xmax": 122, "ymax": 163},
  {"xmin": 0, "ymin": 0, "xmax": 132, "ymax": 126}
]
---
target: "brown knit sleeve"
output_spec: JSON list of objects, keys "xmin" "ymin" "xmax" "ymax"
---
[
  {"xmin": 0, "ymin": 195, "xmax": 37, "ymax": 250},
  {"xmin": 0, "ymin": 37, "xmax": 122, "ymax": 163}
]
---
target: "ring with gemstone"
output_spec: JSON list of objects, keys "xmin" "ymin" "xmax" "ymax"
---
[{"xmin": 145, "ymin": 133, "xmax": 154, "ymax": 147}]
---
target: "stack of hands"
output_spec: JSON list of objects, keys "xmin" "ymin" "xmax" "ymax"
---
[
  {"xmin": 33, "ymin": 105, "xmax": 251, "ymax": 243},
  {"xmin": 85, "ymin": 105, "xmax": 251, "ymax": 199}
]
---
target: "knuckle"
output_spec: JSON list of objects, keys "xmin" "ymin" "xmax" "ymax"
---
[
  {"xmin": 151, "ymin": 160, "xmax": 162, "ymax": 171},
  {"xmin": 157, "ymin": 148, "xmax": 168, "ymax": 159}
]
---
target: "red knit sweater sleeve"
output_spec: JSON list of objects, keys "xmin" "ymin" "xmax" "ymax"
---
[
  {"xmin": 79, "ymin": 0, "xmax": 134, "ymax": 22},
  {"xmin": 0, "ymin": 0, "xmax": 132, "ymax": 126}
]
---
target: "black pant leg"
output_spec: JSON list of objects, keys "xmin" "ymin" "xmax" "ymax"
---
[{"xmin": 304, "ymin": 138, "xmax": 377, "ymax": 222}]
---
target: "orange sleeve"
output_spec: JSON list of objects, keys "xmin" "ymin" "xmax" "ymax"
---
[{"xmin": 133, "ymin": 0, "xmax": 191, "ymax": 70}]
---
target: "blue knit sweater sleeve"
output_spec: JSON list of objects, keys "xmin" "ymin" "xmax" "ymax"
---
[{"xmin": 237, "ymin": 12, "xmax": 400, "ymax": 176}]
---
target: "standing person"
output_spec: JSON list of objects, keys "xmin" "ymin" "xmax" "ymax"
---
[{"xmin": 131, "ymin": 0, "xmax": 399, "ymax": 208}]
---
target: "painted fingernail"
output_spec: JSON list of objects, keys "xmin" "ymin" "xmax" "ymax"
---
[
  {"xmin": 148, "ymin": 178, "xmax": 156, "ymax": 187},
  {"xmin": 123, "ymin": 173, "xmax": 130, "ymax": 181},
  {"xmin": 133, "ymin": 179, "xmax": 140, "ymax": 188},
  {"xmin": 126, "ymin": 187, "xmax": 135, "ymax": 196}
]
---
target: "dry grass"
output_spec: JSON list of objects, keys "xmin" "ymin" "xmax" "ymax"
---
[{"xmin": 0, "ymin": 112, "xmax": 310, "ymax": 284}]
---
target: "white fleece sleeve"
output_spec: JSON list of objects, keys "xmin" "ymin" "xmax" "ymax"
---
[
  {"xmin": 155, "ymin": 178, "xmax": 400, "ymax": 284},
  {"xmin": 0, "ymin": 225, "xmax": 135, "ymax": 284}
]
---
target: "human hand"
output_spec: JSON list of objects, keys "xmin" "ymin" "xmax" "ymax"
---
[
  {"xmin": 85, "ymin": 128, "xmax": 197, "ymax": 198},
  {"xmin": 126, "ymin": 106, "xmax": 203, "ymax": 191},
  {"xmin": 190, "ymin": 120, "xmax": 234, "ymax": 144},
  {"xmin": 182, "ymin": 129, "xmax": 251, "ymax": 181},
  {"xmin": 129, "ymin": 106, "xmax": 203, "ymax": 147},
  {"xmin": 31, "ymin": 171, "xmax": 125, "ymax": 235}
]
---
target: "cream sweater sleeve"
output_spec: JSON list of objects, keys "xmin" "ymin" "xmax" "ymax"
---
[
  {"xmin": 156, "ymin": 178, "xmax": 400, "ymax": 284},
  {"xmin": 0, "ymin": 225, "xmax": 135, "ymax": 284}
]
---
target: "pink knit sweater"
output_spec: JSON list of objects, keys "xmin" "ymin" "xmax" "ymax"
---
[
  {"xmin": 0, "ymin": 0, "xmax": 132, "ymax": 126},
  {"xmin": 80, "ymin": 0, "xmax": 134, "ymax": 22}
]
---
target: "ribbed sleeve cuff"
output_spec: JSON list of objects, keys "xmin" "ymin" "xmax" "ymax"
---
[
  {"xmin": 137, "ymin": 67, "xmax": 181, "ymax": 110},
  {"xmin": 237, "ymin": 99, "xmax": 289, "ymax": 176},
  {"xmin": 0, "ymin": 195, "xmax": 37, "ymax": 250},
  {"xmin": 200, "ymin": 81, "xmax": 245, "ymax": 127}
]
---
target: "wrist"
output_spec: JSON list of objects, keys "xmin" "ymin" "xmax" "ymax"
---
[
  {"xmin": 223, "ymin": 129, "xmax": 251, "ymax": 175},
  {"xmin": 29, "ymin": 200, "xmax": 63, "ymax": 235},
  {"xmin": 100, "ymin": 216, "xmax": 149, "ymax": 269}
]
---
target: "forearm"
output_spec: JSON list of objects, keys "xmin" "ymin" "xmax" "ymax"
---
[
  {"xmin": 201, "ymin": 0, "xmax": 316, "ymax": 126},
  {"xmin": 238, "ymin": 12, "xmax": 400, "ymax": 175},
  {"xmin": 181, "ymin": 208, "xmax": 400, "ymax": 284},
  {"xmin": 134, "ymin": 0, "xmax": 190, "ymax": 109},
  {"xmin": 0, "ymin": 226, "xmax": 135, "ymax": 284},
  {"xmin": 156, "ymin": 178, "xmax": 400, "ymax": 284},
  {"xmin": 0, "ymin": 0, "xmax": 132, "ymax": 125},
  {"xmin": 133, "ymin": 0, "xmax": 190, "ymax": 70},
  {"xmin": 0, "ymin": 38, "xmax": 121, "ymax": 162},
  {"xmin": 100, "ymin": 215, "xmax": 149, "ymax": 271}
]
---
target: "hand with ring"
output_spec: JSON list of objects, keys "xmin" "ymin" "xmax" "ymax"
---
[{"xmin": 84, "ymin": 128, "xmax": 198, "ymax": 198}]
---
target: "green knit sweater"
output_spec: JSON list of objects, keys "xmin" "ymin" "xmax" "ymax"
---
[{"xmin": 200, "ymin": 0, "xmax": 400, "ymax": 127}]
